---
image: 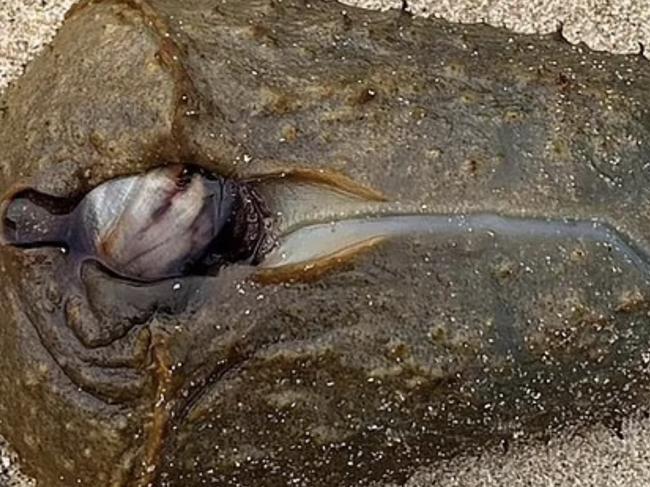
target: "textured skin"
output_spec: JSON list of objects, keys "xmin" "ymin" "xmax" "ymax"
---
[{"xmin": 1, "ymin": 0, "xmax": 650, "ymax": 486}]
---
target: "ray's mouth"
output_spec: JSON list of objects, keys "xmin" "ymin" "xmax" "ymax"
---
[
  {"xmin": 3, "ymin": 163, "xmax": 650, "ymax": 287},
  {"xmin": 0, "ymin": 164, "xmax": 389, "ymax": 283}
]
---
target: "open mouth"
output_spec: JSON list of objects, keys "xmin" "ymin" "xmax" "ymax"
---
[{"xmin": 0, "ymin": 164, "xmax": 393, "ymax": 283}]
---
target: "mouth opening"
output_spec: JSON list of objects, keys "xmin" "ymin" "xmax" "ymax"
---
[{"xmin": 0, "ymin": 163, "xmax": 387, "ymax": 283}]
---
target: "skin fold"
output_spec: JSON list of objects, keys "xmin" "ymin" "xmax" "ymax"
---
[{"xmin": 0, "ymin": 0, "xmax": 650, "ymax": 485}]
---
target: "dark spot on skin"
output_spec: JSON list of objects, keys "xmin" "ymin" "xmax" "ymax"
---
[
  {"xmin": 464, "ymin": 158, "xmax": 480, "ymax": 177},
  {"xmin": 504, "ymin": 110, "xmax": 522, "ymax": 123},
  {"xmin": 351, "ymin": 87, "xmax": 377, "ymax": 106},
  {"xmin": 249, "ymin": 24, "xmax": 279, "ymax": 47},
  {"xmin": 272, "ymin": 95, "xmax": 293, "ymax": 114},
  {"xmin": 557, "ymin": 72, "xmax": 572, "ymax": 92}
]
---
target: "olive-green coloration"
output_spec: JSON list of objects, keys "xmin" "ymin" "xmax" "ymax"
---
[{"xmin": 1, "ymin": 0, "xmax": 650, "ymax": 485}]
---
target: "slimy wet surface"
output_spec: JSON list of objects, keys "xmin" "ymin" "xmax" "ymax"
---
[{"xmin": 1, "ymin": 1, "xmax": 650, "ymax": 486}]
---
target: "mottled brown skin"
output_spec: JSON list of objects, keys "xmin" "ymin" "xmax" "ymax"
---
[{"xmin": 1, "ymin": 0, "xmax": 650, "ymax": 486}]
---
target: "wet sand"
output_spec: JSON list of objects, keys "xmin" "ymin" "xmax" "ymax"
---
[{"xmin": 2, "ymin": 0, "xmax": 650, "ymax": 485}]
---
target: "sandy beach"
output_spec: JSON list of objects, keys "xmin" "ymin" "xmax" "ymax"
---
[{"xmin": 2, "ymin": 0, "xmax": 650, "ymax": 485}]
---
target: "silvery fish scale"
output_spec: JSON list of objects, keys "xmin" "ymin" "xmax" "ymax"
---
[{"xmin": 1, "ymin": 0, "xmax": 650, "ymax": 486}]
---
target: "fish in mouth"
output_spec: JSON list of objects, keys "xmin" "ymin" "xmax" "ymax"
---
[
  {"xmin": 1, "ymin": 165, "xmax": 274, "ymax": 282},
  {"xmin": 2, "ymin": 163, "xmax": 648, "ymax": 283}
]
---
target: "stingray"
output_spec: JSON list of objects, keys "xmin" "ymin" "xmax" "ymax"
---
[{"xmin": 1, "ymin": 1, "xmax": 650, "ymax": 486}]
